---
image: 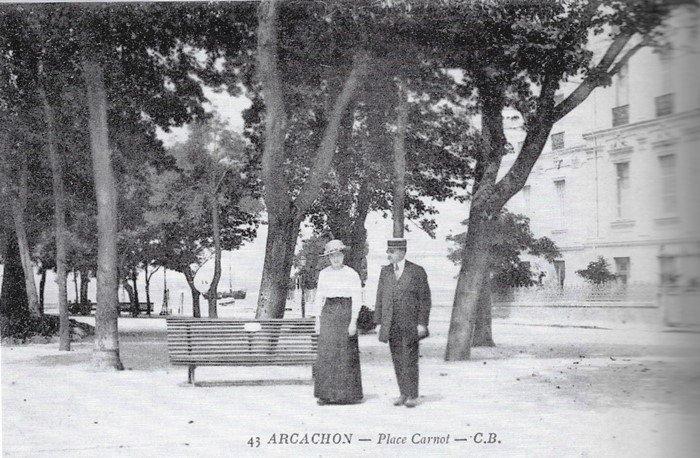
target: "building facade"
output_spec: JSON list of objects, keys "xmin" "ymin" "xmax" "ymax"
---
[{"xmin": 504, "ymin": 8, "xmax": 700, "ymax": 287}]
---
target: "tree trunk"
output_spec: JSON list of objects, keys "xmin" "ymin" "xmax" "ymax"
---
[
  {"xmin": 73, "ymin": 272, "xmax": 79, "ymax": 305},
  {"xmin": 83, "ymin": 58, "xmax": 123, "ymax": 370},
  {"xmin": 130, "ymin": 269, "xmax": 140, "ymax": 317},
  {"xmin": 445, "ymin": 204, "xmax": 495, "ymax": 360},
  {"xmin": 40, "ymin": 82, "xmax": 70, "ymax": 349},
  {"xmin": 183, "ymin": 267, "xmax": 201, "ymax": 318},
  {"xmin": 10, "ymin": 151, "xmax": 41, "ymax": 317},
  {"xmin": 205, "ymin": 185, "xmax": 221, "ymax": 318},
  {"xmin": 79, "ymin": 269, "xmax": 90, "ymax": 307},
  {"xmin": 144, "ymin": 265, "xmax": 155, "ymax": 316},
  {"xmin": 0, "ymin": 230, "xmax": 31, "ymax": 325},
  {"xmin": 392, "ymin": 83, "xmax": 408, "ymax": 238},
  {"xmin": 345, "ymin": 181, "xmax": 371, "ymax": 286},
  {"xmin": 445, "ymin": 82, "xmax": 506, "ymax": 361},
  {"xmin": 39, "ymin": 267, "xmax": 47, "ymax": 313},
  {"xmin": 255, "ymin": 215, "xmax": 299, "ymax": 318},
  {"xmin": 473, "ymin": 272, "xmax": 495, "ymax": 347},
  {"xmin": 122, "ymin": 279, "xmax": 134, "ymax": 308}
]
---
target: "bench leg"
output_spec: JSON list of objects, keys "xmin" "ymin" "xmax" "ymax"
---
[{"xmin": 188, "ymin": 366, "xmax": 195, "ymax": 384}]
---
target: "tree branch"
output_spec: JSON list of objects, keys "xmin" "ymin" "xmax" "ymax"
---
[
  {"xmin": 257, "ymin": 0, "xmax": 291, "ymax": 219},
  {"xmin": 608, "ymin": 39, "xmax": 649, "ymax": 77},
  {"xmin": 293, "ymin": 51, "xmax": 370, "ymax": 216},
  {"xmin": 484, "ymin": 73, "xmax": 559, "ymax": 211},
  {"xmin": 552, "ymin": 33, "xmax": 633, "ymax": 122}
]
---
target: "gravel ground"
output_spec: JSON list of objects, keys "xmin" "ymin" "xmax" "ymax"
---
[{"xmin": 2, "ymin": 317, "xmax": 699, "ymax": 458}]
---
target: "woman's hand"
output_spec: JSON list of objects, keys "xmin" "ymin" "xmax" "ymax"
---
[{"xmin": 348, "ymin": 321, "xmax": 357, "ymax": 337}]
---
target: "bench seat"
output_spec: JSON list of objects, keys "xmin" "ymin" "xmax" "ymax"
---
[{"xmin": 166, "ymin": 318, "xmax": 318, "ymax": 385}]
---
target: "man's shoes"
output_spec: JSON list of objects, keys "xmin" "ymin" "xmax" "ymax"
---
[
  {"xmin": 393, "ymin": 395, "xmax": 407, "ymax": 406},
  {"xmin": 317, "ymin": 398, "xmax": 329, "ymax": 406},
  {"xmin": 404, "ymin": 397, "xmax": 419, "ymax": 408}
]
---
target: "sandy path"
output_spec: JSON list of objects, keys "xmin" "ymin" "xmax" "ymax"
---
[{"xmin": 3, "ymin": 318, "xmax": 699, "ymax": 457}]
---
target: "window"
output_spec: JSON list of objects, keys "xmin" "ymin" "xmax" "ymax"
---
[
  {"xmin": 615, "ymin": 162, "xmax": 630, "ymax": 219},
  {"xmin": 655, "ymin": 94, "xmax": 674, "ymax": 117},
  {"xmin": 659, "ymin": 154, "xmax": 678, "ymax": 215},
  {"xmin": 551, "ymin": 132, "xmax": 565, "ymax": 150},
  {"xmin": 659, "ymin": 255, "xmax": 678, "ymax": 285},
  {"xmin": 554, "ymin": 260, "xmax": 565, "ymax": 288},
  {"xmin": 554, "ymin": 179, "xmax": 566, "ymax": 229},
  {"xmin": 616, "ymin": 63, "xmax": 629, "ymax": 106},
  {"xmin": 614, "ymin": 257, "xmax": 630, "ymax": 285},
  {"xmin": 612, "ymin": 105, "xmax": 630, "ymax": 127}
]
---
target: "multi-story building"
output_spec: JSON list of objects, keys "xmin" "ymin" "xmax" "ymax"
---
[{"xmin": 504, "ymin": 8, "xmax": 700, "ymax": 288}]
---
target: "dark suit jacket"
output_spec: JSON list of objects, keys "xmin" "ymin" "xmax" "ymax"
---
[{"xmin": 374, "ymin": 260, "xmax": 431, "ymax": 343}]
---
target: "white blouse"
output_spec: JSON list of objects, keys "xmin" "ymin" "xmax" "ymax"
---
[{"xmin": 312, "ymin": 265, "xmax": 363, "ymax": 316}]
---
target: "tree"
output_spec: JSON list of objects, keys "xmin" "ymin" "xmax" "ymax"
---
[
  {"xmin": 39, "ymin": 60, "xmax": 71, "ymax": 350},
  {"xmin": 576, "ymin": 256, "xmax": 617, "ymax": 285},
  {"xmin": 405, "ymin": 0, "xmax": 681, "ymax": 360},
  {"xmin": 448, "ymin": 209, "xmax": 560, "ymax": 345},
  {"xmin": 145, "ymin": 119, "xmax": 260, "ymax": 318},
  {"xmin": 0, "ymin": 2, "xmax": 254, "ymax": 366},
  {"xmin": 253, "ymin": 0, "xmax": 370, "ymax": 318}
]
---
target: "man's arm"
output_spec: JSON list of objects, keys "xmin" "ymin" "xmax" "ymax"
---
[
  {"xmin": 418, "ymin": 266, "xmax": 432, "ymax": 328},
  {"xmin": 374, "ymin": 267, "xmax": 385, "ymax": 325}
]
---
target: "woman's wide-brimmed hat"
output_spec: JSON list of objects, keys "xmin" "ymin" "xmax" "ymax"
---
[{"xmin": 321, "ymin": 239, "xmax": 348, "ymax": 257}]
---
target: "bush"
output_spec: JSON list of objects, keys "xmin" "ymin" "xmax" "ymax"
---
[
  {"xmin": 1, "ymin": 314, "xmax": 94, "ymax": 344},
  {"xmin": 576, "ymin": 256, "xmax": 617, "ymax": 285}
]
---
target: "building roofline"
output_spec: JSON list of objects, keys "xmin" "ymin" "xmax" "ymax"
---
[{"xmin": 582, "ymin": 108, "xmax": 700, "ymax": 141}]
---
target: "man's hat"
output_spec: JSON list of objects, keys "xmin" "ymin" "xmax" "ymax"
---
[
  {"xmin": 386, "ymin": 238, "xmax": 407, "ymax": 250},
  {"xmin": 321, "ymin": 239, "xmax": 348, "ymax": 256}
]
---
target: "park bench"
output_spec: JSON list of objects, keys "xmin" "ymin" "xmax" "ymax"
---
[{"xmin": 166, "ymin": 317, "xmax": 317, "ymax": 386}]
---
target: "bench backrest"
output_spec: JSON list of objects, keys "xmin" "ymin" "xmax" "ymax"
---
[{"xmin": 166, "ymin": 318, "xmax": 317, "ymax": 366}]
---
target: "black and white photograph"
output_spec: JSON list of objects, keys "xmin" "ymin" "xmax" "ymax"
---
[{"xmin": 1, "ymin": 0, "xmax": 699, "ymax": 456}]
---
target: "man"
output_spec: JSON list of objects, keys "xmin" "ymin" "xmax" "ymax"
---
[{"xmin": 374, "ymin": 238, "xmax": 431, "ymax": 408}]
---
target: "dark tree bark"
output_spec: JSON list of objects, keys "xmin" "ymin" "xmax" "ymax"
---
[
  {"xmin": 40, "ymin": 80, "xmax": 70, "ymax": 349},
  {"xmin": 0, "ymin": 231, "xmax": 31, "ymax": 325},
  {"xmin": 183, "ymin": 267, "xmax": 201, "ymax": 318},
  {"xmin": 79, "ymin": 269, "xmax": 90, "ymax": 308},
  {"xmin": 10, "ymin": 150, "xmax": 41, "ymax": 317},
  {"xmin": 130, "ymin": 269, "xmax": 140, "ymax": 317},
  {"xmin": 83, "ymin": 58, "xmax": 123, "ymax": 370},
  {"xmin": 39, "ymin": 267, "xmax": 47, "ymax": 313}
]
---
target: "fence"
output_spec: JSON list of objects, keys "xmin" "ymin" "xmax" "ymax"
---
[{"xmin": 492, "ymin": 282, "xmax": 659, "ymax": 306}]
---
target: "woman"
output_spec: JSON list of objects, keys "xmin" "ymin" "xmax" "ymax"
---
[{"xmin": 313, "ymin": 239, "xmax": 363, "ymax": 405}]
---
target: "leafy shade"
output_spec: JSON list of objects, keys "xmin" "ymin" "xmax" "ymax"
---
[{"xmin": 447, "ymin": 210, "xmax": 560, "ymax": 287}]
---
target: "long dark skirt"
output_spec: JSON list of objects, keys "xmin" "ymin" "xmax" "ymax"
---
[{"xmin": 314, "ymin": 297, "xmax": 363, "ymax": 403}]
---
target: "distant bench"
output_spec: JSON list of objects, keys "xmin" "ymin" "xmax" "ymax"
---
[
  {"xmin": 165, "ymin": 318, "xmax": 318, "ymax": 386},
  {"xmin": 70, "ymin": 302, "xmax": 152, "ymax": 316},
  {"xmin": 119, "ymin": 302, "xmax": 152, "ymax": 315}
]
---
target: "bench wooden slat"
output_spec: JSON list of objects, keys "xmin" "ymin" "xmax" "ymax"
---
[{"xmin": 166, "ymin": 317, "xmax": 318, "ymax": 385}]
